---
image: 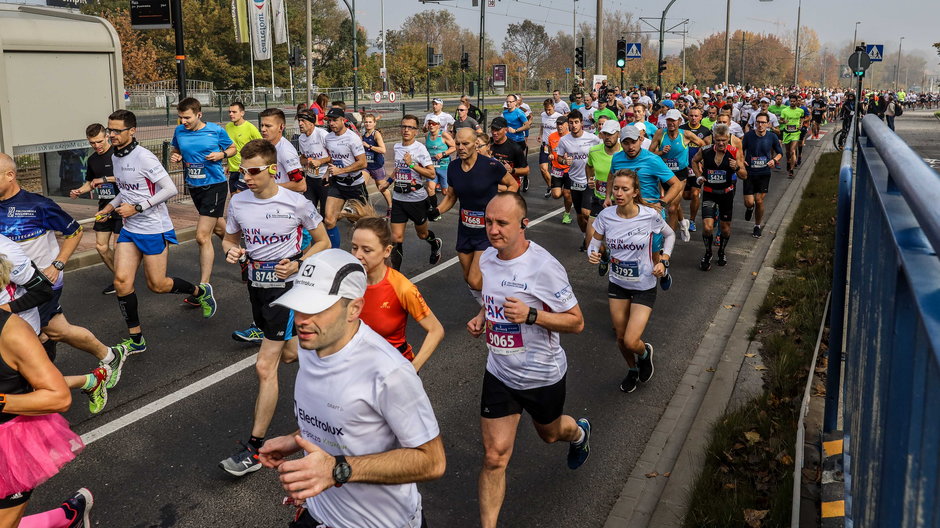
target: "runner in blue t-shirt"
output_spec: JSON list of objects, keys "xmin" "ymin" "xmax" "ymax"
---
[
  {"xmin": 502, "ymin": 95, "xmax": 530, "ymax": 149},
  {"xmin": 170, "ymin": 97, "xmax": 236, "ymax": 303},
  {"xmin": 741, "ymin": 112, "xmax": 783, "ymax": 238},
  {"xmin": 609, "ymin": 126, "xmax": 683, "ymax": 290}
]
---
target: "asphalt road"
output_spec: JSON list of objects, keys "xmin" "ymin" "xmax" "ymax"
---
[
  {"xmin": 892, "ymin": 110, "xmax": 940, "ymax": 168},
  {"xmin": 29, "ymin": 137, "xmax": 822, "ymax": 527}
]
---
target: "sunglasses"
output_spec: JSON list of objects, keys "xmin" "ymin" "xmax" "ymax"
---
[
  {"xmin": 239, "ymin": 164, "xmax": 274, "ymax": 176},
  {"xmin": 400, "ymin": 125, "xmax": 419, "ymax": 130},
  {"xmin": 106, "ymin": 127, "xmax": 131, "ymax": 135}
]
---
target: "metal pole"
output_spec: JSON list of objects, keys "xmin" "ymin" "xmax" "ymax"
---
[
  {"xmin": 352, "ymin": 0, "xmax": 359, "ymax": 111},
  {"xmin": 305, "ymin": 0, "xmax": 312, "ymax": 105},
  {"xmin": 657, "ymin": 0, "xmax": 678, "ymax": 93},
  {"xmin": 381, "ymin": 0, "xmax": 387, "ymax": 92},
  {"xmin": 171, "ymin": 0, "xmax": 186, "ymax": 99},
  {"xmin": 740, "ymin": 33, "xmax": 745, "ymax": 86},
  {"xmin": 681, "ymin": 20, "xmax": 686, "ymax": 84},
  {"xmin": 426, "ymin": 45, "xmax": 431, "ymax": 111},
  {"xmin": 248, "ymin": 0, "xmax": 256, "ymax": 105},
  {"xmin": 268, "ymin": 0, "xmax": 274, "ymax": 98},
  {"xmin": 285, "ymin": 2, "xmax": 294, "ymax": 104},
  {"xmin": 852, "ymin": 21, "xmax": 859, "ymax": 49},
  {"xmin": 572, "ymin": 0, "xmax": 577, "ymax": 86},
  {"xmin": 595, "ymin": 0, "xmax": 603, "ymax": 76},
  {"xmin": 478, "ymin": 0, "xmax": 485, "ymax": 112},
  {"xmin": 793, "ymin": 0, "xmax": 801, "ymax": 87},
  {"xmin": 894, "ymin": 37, "xmax": 903, "ymax": 92},
  {"xmin": 723, "ymin": 0, "xmax": 731, "ymax": 86},
  {"xmin": 461, "ymin": 44, "xmax": 466, "ymax": 95}
]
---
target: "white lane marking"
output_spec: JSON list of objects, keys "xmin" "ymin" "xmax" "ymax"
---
[
  {"xmin": 81, "ymin": 205, "xmax": 565, "ymax": 445},
  {"xmin": 410, "ymin": 207, "xmax": 563, "ymax": 284}
]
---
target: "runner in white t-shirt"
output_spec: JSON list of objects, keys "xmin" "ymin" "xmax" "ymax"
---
[
  {"xmin": 466, "ymin": 192, "xmax": 591, "ymax": 528},
  {"xmin": 98, "ymin": 110, "xmax": 216, "ymax": 359},
  {"xmin": 296, "ymin": 110, "xmax": 331, "ymax": 214},
  {"xmin": 258, "ymin": 108, "xmax": 306, "ymax": 194},
  {"xmin": 555, "ymin": 111, "xmax": 602, "ymax": 247},
  {"xmin": 220, "ymin": 138, "xmax": 330, "ymax": 478},
  {"xmin": 538, "ymin": 99, "xmax": 563, "ymax": 197},
  {"xmin": 423, "ymin": 98, "xmax": 455, "ymax": 132},
  {"xmin": 260, "ymin": 249, "xmax": 445, "ymax": 528},
  {"xmin": 386, "ymin": 116, "xmax": 443, "ymax": 270},
  {"xmin": 323, "ymin": 107, "xmax": 368, "ymax": 249},
  {"xmin": 588, "ymin": 170, "xmax": 675, "ymax": 393}
]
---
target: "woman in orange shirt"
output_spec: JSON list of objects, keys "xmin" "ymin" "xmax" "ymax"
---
[{"xmin": 349, "ymin": 204, "xmax": 445, "ymax": 371}]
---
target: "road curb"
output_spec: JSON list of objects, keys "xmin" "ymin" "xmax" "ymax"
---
[
  {"xmin": 64, "ymin": 226, "xmax": 198, "ymax": 272},
  {"xmin": 603, "ymin": 138, "xmax": 832, "ymax": 528}
]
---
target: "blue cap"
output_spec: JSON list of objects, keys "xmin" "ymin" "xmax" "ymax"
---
[{"xmin": 661, "ymin": 99, "xmax": 675, "ymax": 108}]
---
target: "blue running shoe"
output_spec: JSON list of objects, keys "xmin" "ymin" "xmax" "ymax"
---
[
  {"xmin": 567, "ymin": 418, "xmax": 591, "ymax": 469},
  {"xmin": 61, "ymin": 487, "xmax": 93, "ymax": 527},
  {"xmin": 660, "ymin": 273, "xmax": 673, "ymax": 291},
  {"xmin": 232, "ymin": 324, "xmax": 265, "ymax": 343},
  {"xmin": 688, "ymin": 220, "xmax": 697, "ymax": 232}
]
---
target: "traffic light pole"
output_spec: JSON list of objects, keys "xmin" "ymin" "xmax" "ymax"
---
[
  {"xmin": 171, "ymin": 0, "xmax": 186, "ymax": 100},
  {"xmin": 657, "ymin": 0, "xmax": 678, "ymax": 95},
  {"xmin": 478, "ymin": 0, "xmax": 485, "ymax": 116}
]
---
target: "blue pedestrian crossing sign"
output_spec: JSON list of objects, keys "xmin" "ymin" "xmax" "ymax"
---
[
  {"xmin": 626, "ymin": 43, "xmax": 642, "ymax": 59},
  {"xmin": 866, "ymin": 44, "xmax": 884, "ymax": 62},
  {"xmin": 565, "ymin": 67, "xmax": 571, "ymax": 74}
]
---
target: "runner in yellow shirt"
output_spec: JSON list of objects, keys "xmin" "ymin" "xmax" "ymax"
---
[{"xmin": 224, "ymin": 101, "xmax": 263, "ymax": 193}]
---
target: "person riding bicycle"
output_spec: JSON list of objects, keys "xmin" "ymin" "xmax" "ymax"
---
[{"xmin": 839, "ymin": 93, "xmax": 857, "ymax": 131}]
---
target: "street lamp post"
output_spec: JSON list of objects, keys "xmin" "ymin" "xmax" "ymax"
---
[
  {"xmin": 340, "ymin": 0, "xmax": 359, "ymax": 111},
  {"xmin": 852, "ymin": 21, "xmax": 860, "ymax": 49},
  {"xmin": 894, "ymin": 36, "xmax": 904, "ymax": 91},
  {"xmin": 657, "ymin": 0, "xmax": 678, "ymax": 93},
  {"xmin": 793, "ymin": 0, "xmax": 801, "ymax": 87},
  {"xmin": 723, "ymin": 0, "xmax": 731, "ymax": 86}
]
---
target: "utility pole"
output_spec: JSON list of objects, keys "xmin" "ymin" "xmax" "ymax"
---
[
  {"xmin": 657, "ymin": 0, "xmax": 678, "ymax": 93},
  {"xmin": 793, "ymin": 0, "xmax": 801, "ymax": 87},
  {"xmin": 381, "ymin": 0, "xmax": 387, "ymax": 93},
  {"xmin": 740, "ymin": 33, "xmax": 746, "ymax": 86},
  {"xmin": 681, "ymin": 20, "xmax": 687, "ymax": 84},
  {"xmin": 340, "ymin": 0, "xmax": 359, "ymax": 110},
  {"xmin": 723, "ymin": 0, "xmax": 731, "ymax": 86},
  {"xmin": 171, "ymin": 0, "xmax": 186, "ymax": 99},
  {"xmin": 595, "ymin": 0, "xmax": 603, "ymax": 76},
  {"xmin": 894, "ymin": 36, "xmax": 904, "ymax": 92},
  {"xmin": 478, "ymin": 0, "xmax": 485, "ymax": 115},
  {"xmin": 305, "ymin": 0, "xmax": 312, "ymax": 105}
]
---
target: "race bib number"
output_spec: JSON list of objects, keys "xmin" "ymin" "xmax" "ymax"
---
[
  {"xmin": 570, "ymin": 181, "xmax": 587, "ymax": 191},
  {"xmin": 785, "ymin": 124, "xmax": 798, "ymax": 133},
  {"xmin": 611, "ymin": 259, "xmax": 640, "ymax": 281},
  {"xmin": 249, "ymin": 261, "xmax": 285, "ymax": 288},
  {"xmin": 595, "ymin": 180, "xmax": 607, "ymax": 195},
  {"xmin": 365, "ymin": 150, "xmax": 375, "ymax": 163},
  {"xmin": 750, "ymin": 156, "xmax": 768, "ymax": 169},
  {"xmin": 665, "ymin": 158, "xmax": 680, "ymax": 170},
  {"xmin": 460, "ymin": 209, "xmax": 484, "ymax": 229},
  {"xmin": 96, "ymin": 182, "xmax": 117, "ymax": 199},
  {"xmin": 486, "ymin": 321, "xmax": 524, "ymax": 355},
  {"xmin": 707, "ymin": 170, "xmax": 728, "ymax": 184},
  {"xmin": 550, "ymin": 166, "xmax": 566, "ymax": 179},
  {"xmin": 186, "ymin": 162, "xmax": 206, "ymax": 179}
]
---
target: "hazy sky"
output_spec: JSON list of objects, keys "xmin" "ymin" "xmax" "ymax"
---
[{"xmin": 358, "ymin": 0, "xmax": 939, "ymax": 74}]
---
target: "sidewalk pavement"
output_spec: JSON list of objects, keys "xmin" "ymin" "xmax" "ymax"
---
[{"xmin": 603, "ymin": 135, "xmax": 833, "ymax": 527}]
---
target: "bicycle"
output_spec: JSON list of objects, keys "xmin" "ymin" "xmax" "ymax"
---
[{"xmin": 833, "ymin": 118, "xmax": 852, "ymax": 152}]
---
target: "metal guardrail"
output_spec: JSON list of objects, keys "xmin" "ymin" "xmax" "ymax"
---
[{"xmin": 830, "ymin": 113, "xmax": 940, "ymax": 527}]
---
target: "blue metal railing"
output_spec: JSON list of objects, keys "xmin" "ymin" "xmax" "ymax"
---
[{"xmin": 830, "ymin": 114, "xmax": 940, "ymax": 527}]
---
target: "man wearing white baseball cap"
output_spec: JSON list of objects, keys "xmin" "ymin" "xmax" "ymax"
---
[
  {"xmin": 650, "ymin": 109, "xmax": 706, "ymax": 243},
  {"xmin": 260, "ymin": 249, "xmax": 446, "ymax": 528},
  {"xmin": 423, "ymin": 98, "xmax": 454, "ymax": 133}
]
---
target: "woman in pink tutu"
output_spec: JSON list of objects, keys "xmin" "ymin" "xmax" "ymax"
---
[{"xmin": 0, "ymin": 253, "xmax": 93, "ymax": 527}]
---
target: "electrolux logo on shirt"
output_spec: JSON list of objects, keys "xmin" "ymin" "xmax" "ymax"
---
[{"xmin": 297, "ymin": 404, "xmax": 348, "ymax": 451}]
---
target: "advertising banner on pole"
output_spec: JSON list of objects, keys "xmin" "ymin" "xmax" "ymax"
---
[
  {"xmin": 271, "ymin": 0, "xmax": 288, "ymax": 45},
  {"xmin": 493, "ymin": 64, "xmax": 507, "ymax": 87},
  {"xmin": 232, "ymin": 0, "xmax": 250, "ymax": 44},
  {"xmin": 248, "ymin": 0, "xmax": 272, "ymax": 60}
]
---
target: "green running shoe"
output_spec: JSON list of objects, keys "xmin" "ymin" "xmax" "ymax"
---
[
  {"xmin": 103, "ymin": 345, "xmax": 128, "ymax": 390},
  {"xmin": 197, "ymin": 283, "xmax": 217, "ymax": 318},
  {"xmin": 118, "ymin": 336, "xmax": 147, "ymax": 356},
  {"xmin": 561, "ymin": 212, "xmax": 572, "ymax": 224},
  {"xmin": 83, "ymin": 366, "xmax": 110, "ymax": 415}
]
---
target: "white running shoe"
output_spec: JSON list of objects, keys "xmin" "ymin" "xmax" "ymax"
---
[{"xmin": 680, "ymin": 219, "xmax": 691, "ymax": 242}]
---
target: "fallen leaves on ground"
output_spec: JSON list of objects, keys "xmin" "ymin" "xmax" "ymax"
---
[
  {"xmin": 744, "ymin": 431, "xmax": 762, "ymax": 445},
  {"xmin": 744, "ymin": 509, "xmax": 769, "ymax": 527},
  {"xmin": 645, "ymin": 471, "xmax": 659, "ymax": 478}
]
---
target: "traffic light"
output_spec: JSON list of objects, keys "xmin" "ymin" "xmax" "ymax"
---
[
  {"xmin": 616, "ymin": 39, "xmax": 626, "ymax": 68},
  {"xmin": 427, "ymin": 46, "xmax": 435, "ymax": 68},
  {"xmin": 460, "ymin": 52, "xmax": 470, "ymax": 71},
  {"xmin": 288, "ymin": 46, "xmax": 301, "ymax": 68},
  {"xmin": 658, "ymin": 59, "xmax": 667, "ymax": 73},
  {"xmin": 575, "ymin": 47, "xmax": 584, "ymax": 69}
]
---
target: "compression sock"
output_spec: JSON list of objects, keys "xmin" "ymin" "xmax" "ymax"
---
[
  {"xmin": 42, "ymin": 339, "xmax": 57, "ymax": 362},
  {"xmin": 719, "ymin": 232, "xmax": 730, "ymax": 253},
  {"xmin": 391, "ymin": 243, "xmax": 404, "ymax": 270},
  {"xmin": 425, "ymin": 230, "xmax": 437, "ymax": 245},
  {"xmin": 18, "ymin": 508, "xmax": 69, "ymax": 528},
  {"xmin": 327, "ymin": 226, "xmax": 341, "ymax": 248},
  {"xmin": 427, "ymin": 193, "xmax": 439, "ymax": 209},
  {"xmin": 702, "ymin": 233, "xmax": 714, "ymax": 250},
  {"xmin": 118, "ymin": 293, "xmax": 140, "ymax": 329},
  {"xmin": 168, "ymin": 277, "xmax": 197, "ymax": 295},
  {"xmin": 248, "ymin": 435, "xmax": 264, "ymax": 451}
]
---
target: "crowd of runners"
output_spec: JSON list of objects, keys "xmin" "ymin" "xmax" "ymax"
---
[{"xmin": 0, "ymin": 78, "xmax": 928, "ymax": 527}]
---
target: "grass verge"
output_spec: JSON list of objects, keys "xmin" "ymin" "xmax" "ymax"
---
[{"xmin": 683, "ymin": 152, "xmax": 841, "ymax": 528}]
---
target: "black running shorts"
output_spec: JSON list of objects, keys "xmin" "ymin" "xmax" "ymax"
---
[
  {"xmin": 743, "ymin": 173, "xmax": 771, "ymax": 195},
  {"xmin": 189, "ymin": 182, "xmax": 228, "ymax": 218},
  {"xmin": 248, "ymin": 282, "xmax": 295, "ymax": 341},
  {"xmin": 480, "ymin": 370, "xmax": 566, "ymax": 425},
  {"xmin": 702, "ymin": 190, "xmax": 735, "ymax": 223},
  {"xmin": 327, "ymin": 182, "xmax": 368, "ymax": 202},
  {"xmin": 607, "ymin": 282, "xmax": 657, "ymax": 308},
  {"xmin": 391, "ymin": 199, "xmax": 428, "ymax": 225}
]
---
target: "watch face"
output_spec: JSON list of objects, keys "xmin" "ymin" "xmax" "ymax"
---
[{"xmin": 333, "ymin": 462, "xmax": 351, "ymax": 483}]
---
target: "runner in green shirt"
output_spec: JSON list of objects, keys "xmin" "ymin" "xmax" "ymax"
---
[
  {"xmin": 768, "ymin": 94, "xmax": 786, "ymax": 119},
  {"xmin": 586, "ymin": 119, "xmax": 623, "ymax": 276},
  {"xmin": 224, "ymin": 102, "xmax": 263, "ymax": 193},
  {"xmin": 779, "ymin": 94, "xmax": 805, "ymax": 178}
]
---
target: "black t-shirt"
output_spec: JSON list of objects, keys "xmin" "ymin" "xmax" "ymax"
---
[
  {"xmin": 489, "ymin": 139, "xmax": 528, "ymax": 171},
  {"xmin": 681, "ymin": 123, "xmax": 712, "ymax": 162},
  {"xmin": 86, "ymin": 148, "xmax": 117, "ymax": 204},
  {"xmin": 446, "ymin": 154, "xmax": 507, "ymax": 233},
  {"xmin": 811, "ymin": 100, "xmax": 827, "ymax": 118}
]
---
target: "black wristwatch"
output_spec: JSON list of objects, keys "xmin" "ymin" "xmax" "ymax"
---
[
  {"xmin": 134, "ymin": 203, "xmax": 144, "ymax": 213},
  {"xmin": 52, "ymin": 260, "xmax": 65, "ymax": 271},
  {"xmin": 661, "ymin": 259, "xmax": 670, "ymax": 269},
  {"xmin": 332, "ymin": 455, "xmax": 351, "ymax": 486},
  {"xmin": 525, "ymin": 307, "xmax": 538, "ymax": 325}
]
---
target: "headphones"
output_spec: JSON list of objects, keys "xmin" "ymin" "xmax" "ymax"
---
[{"xmin": 520, "ymin": 219, "xmax": 528, "ymax": 230}]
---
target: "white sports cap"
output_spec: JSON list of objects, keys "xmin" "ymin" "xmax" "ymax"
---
[
  {"xmin": 271, "ymin": 249, "xmax": 366, "ymax": 314},
  {"xmin": 665, "ymin": 109, "xmax": 683, "ymax": 121},
  {"xmin": 599, "ymin": 120, "xmax": 621, "ymax": 135}
]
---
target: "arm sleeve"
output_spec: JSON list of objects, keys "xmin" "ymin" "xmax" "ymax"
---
[
  {"xmin": 8, "ymin": 262, "xmax": 53, "ymax": 313},
  {"xmin": 652, "ymin": 212, "xmax": 676, "ymax": 256},
  {"xmin": 143, "ymin": 176, "xmax": 178, "ymax": 210}
]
